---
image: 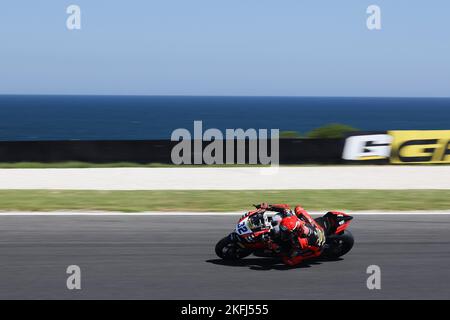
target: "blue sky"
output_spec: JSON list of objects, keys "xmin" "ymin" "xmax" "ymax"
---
[{"xmin": 0, "ymin": 0, "xmax": 449, "ymax": 97}]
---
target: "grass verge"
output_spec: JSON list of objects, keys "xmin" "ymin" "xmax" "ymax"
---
[
  {"xmin": 0, "ymin": 190, "xmax": 448, "ymax": 212},
  {"xmin": 0, "ymin": 162, "xmax": 273, "ymax": 168},
  {"xmin": 0, "ymin": 162, "xmax": 448, "ymax": 168}
]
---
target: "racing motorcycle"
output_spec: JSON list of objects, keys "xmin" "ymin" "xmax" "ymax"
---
[{"xmin": 215, "ymin": 207, "xmax": 354, "ymax": 262}]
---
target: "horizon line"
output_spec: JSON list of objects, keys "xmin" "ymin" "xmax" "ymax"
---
[{"xmin": 1, "ymin": 94, "xmax": 450, "ymax": 99}]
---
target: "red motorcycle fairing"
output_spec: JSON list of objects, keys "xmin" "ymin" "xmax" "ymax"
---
[
  {"xmin": 323, "ymin": 211, "xmax": 353, "ymax": 235},
  {"xmin": 241, "ymin": 228, "xmax": 271, "ymax": 248},
  {"xmin": 238, "ymin": 209, "xmax": 262, "ymax": 223},
  {"xmin": 232, "ymin": 231, "xmax": 268, "ymax": 250}
]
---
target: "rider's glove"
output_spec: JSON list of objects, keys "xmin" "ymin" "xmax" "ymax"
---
[{"xmin": 258, "ymin": 203, "xmax": 269, "ymax": 210}]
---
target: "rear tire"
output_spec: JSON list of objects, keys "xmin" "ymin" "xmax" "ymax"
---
[
  {"xmin": 322, "ymin": 230, "xmax": 354, "ymax": 259},
  {"xmin": 215, "ymin": 235, "xmax": 252, "ymax": 260}
]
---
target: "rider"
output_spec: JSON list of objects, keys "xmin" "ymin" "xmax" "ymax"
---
[{"xmin": 255, "ymin": 203, "xmax": 325, "ymax": 266}]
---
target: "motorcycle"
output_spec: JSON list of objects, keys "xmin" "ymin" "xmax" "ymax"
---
[{"xmin": 215, "ymin": 207, "xmax": 354, "ymax": 263}]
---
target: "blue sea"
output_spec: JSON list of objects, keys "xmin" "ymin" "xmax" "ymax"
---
[{"xmin": 0, "ymin": 95, "xmax": 449, "ymax": 141}]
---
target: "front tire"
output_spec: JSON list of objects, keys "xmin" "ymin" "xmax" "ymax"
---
[{"xmin": 215, "ymin": 235, "xmax": 252, "ymax": 260}]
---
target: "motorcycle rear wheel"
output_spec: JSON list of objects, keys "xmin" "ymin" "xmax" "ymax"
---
[
  {"xmin": 215, "ymin": 235, "xmax": 252, "ymax": 260},
  {"xmin": 322, "ymin": 230, "xmax": 354, "ymax": 259}
]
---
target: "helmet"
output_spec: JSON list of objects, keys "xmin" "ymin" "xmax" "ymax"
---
[{"xmin": 279, "ymin": 216, "xmax": 301, "ymax": 234}]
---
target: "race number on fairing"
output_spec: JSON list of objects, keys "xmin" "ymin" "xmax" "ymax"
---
[{"xmin": 236, "ymin": 220, "xmax": 252, "ymax": 235}]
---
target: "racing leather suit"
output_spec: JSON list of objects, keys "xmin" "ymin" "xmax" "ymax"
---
[{"xmin": 255, "ymin": 203, "xmax": 325, "ymax": 266}]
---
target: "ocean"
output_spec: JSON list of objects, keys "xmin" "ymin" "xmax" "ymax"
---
[{"xmin": 0, "ymin": 95, "xmax": 449, "ymax": 141}]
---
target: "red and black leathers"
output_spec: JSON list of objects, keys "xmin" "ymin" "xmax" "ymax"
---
[{"xmin": 256, "ymin": 203, "xmax": 325, "ymax": 266}]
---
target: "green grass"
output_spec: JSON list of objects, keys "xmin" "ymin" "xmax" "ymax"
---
[
  {"xmin": 1, "ymin": 162, "xmax": 449, "ymax": 168},
  {"xmin": 0, "ymin": 162, "xmax": 274, "ymax": 168},
  {"xmin": 0, "ymin": 161, "xmax": 180, "ymax": 168},
  {"xmin": 0, "ymin": 190, "xmax": 448, "ymax": 212}
]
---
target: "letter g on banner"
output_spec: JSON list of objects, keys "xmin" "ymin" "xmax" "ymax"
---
[
  {"xmin": 342, "ymin": 133, "xmax": 392, "ymax": 161},
  {"xmin": 389, "ymin": 130, "xmax": 450, "ymax": 164}
]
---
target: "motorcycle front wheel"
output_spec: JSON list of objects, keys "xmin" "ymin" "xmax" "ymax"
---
[{"xmin": 215, "ymin": 235, "xmax": 252, "ymax": 260}]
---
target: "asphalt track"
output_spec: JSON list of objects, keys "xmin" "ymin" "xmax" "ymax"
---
[{"xmin": 0, "ymin": 214, "xmax": 449, "ymax": 299}]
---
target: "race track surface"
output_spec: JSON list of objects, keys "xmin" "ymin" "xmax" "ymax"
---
[{"xmin": 0, "ymin": 214, "xmax": 449, "ymax": 299}]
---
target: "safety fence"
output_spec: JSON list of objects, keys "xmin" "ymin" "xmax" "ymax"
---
[{"xmin": 0, "ymin": 130, "xmax": 448, "ymax": 164}]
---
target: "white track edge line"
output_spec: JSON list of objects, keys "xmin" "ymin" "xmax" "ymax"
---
[{"xmin": 1, "ymin": 211, "xmax": 450, "ymax": 216}]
